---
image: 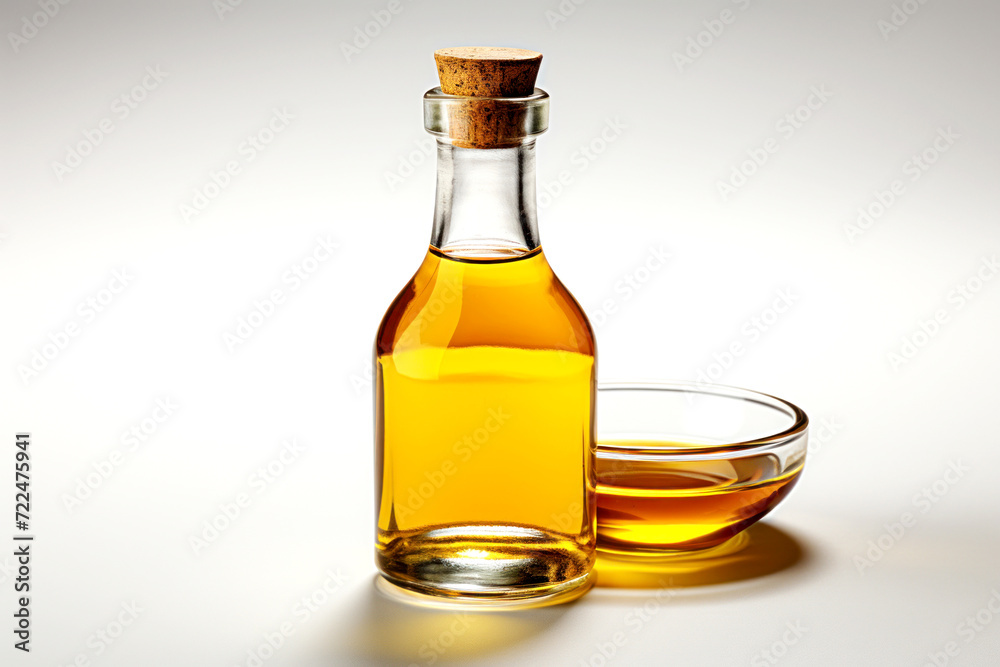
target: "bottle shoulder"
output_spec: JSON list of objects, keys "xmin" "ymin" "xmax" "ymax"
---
[{"xmin": 376, "ymin": 248, "xmax": 594, "ymax": 357}]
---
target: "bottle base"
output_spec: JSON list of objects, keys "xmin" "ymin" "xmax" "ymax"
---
[
  {"xmin": 376, "ymin": 523, "xmax": 594, "ymax": 606},
  {"xmin": 375, "ymin": 571, "xmax": 593, "ymax": 610}
]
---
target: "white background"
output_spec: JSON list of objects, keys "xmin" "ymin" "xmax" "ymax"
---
[{"xmin": 2, "ymin": 0, "xmax": 999, "ymax": 665}]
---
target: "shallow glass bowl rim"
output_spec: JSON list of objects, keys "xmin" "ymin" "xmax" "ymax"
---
[{"xmin": 596, "ymin": 381, "xmax": 809, "ymax": 458}]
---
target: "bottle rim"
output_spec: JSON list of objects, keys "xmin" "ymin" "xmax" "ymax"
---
[{"xmin": 423, "ymin": 87, "xmax": 549, "ymax": 147}]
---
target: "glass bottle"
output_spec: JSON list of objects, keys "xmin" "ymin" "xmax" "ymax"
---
[{"xmin": 374, "ymin": 48, "xmax": 596, "ymax": 602}]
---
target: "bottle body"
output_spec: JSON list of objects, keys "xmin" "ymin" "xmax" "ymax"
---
[{"xmin": 375, "ymin": 244, "xmax": 596, "ymax": 599}]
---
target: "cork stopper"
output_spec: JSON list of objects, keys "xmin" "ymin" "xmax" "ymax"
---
[
  {"xmin": 434, "ymin": 47, "xmax": 542, "ymax": 97},
  {"xmin": 429, "ymin": 47, "xmax": 546, "ymax": 149}
]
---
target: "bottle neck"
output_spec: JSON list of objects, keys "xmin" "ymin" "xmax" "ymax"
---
[{"xmin": 430, "ymin": 140, "xmax": 539, "ymax": 260}]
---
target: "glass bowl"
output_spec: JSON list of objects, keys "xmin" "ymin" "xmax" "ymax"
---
[{"xmin": 596, "ymin": 382, "xmax": 808, "ymax": 555}]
